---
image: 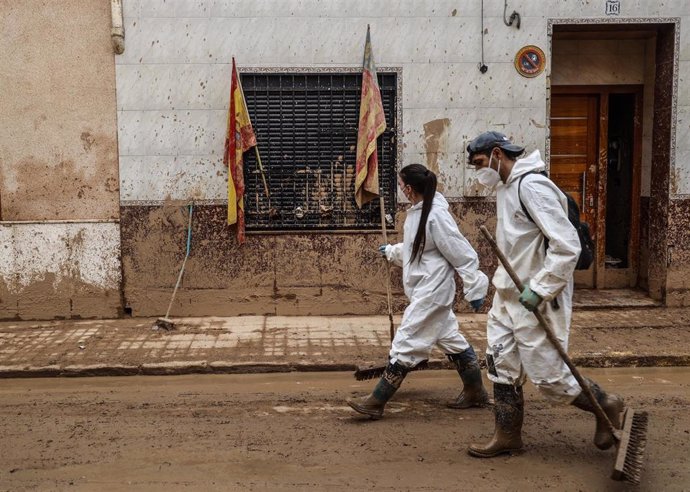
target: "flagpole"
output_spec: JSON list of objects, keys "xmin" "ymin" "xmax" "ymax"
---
[
  {"xmin": 254, "ymin": 146, "xmax": 270, "ymax": 202},
  {"xmin": 379, "ymin": 195, "xmax": 395, "ymax": 342},
  {"xmin": 356, "ymin": 24, "xmax": 394, "ymax": 339},
  {"xmin": 236, "ymin": 66, "xmax": 271, "ymax": 203}
]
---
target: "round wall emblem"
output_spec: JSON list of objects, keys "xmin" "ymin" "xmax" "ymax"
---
[{"xmin": 514, "ymin": 45, "xmax": 546, "ymax": 78}]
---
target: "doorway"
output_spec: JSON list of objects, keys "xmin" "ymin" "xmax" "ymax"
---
[
  {"xmin": 550, "ymin": 86, "xmax": 643, "ymax": 289},
  {"xmin": 549, "ymin": 20, "xmax": 678, "ymax": 303}
]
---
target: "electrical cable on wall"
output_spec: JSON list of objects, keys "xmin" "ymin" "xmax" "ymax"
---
[
  {"xmin": 478, "ymin": 0, "xmax": 488, "ymax": 73},
  {"xmin": 503, "ymin": 0, "xmax": 521, "ymax": 29}
]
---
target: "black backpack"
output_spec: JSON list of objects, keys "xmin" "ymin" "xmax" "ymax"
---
[{"xmin": 518, "ymin": 171, "xmax": 594, "ymax": 270}]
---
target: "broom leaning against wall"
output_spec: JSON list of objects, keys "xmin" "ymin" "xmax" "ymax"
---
[{"xmin": 153, "ymin": 203, "xmax": 194, "ymax": 331}]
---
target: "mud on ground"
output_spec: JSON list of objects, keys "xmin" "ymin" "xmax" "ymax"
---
[{"xmin": 1, "ymin": 368, "xmax": 689, "ymax": 491}]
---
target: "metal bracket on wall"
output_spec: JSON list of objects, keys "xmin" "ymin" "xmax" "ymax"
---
[
  {"xmin": 503, "ymin": 0, "xmax": 521, "ymax": 29},
  {"xmin": 111, "ymin": 0, "xmax": 125, "ymax": 54}
]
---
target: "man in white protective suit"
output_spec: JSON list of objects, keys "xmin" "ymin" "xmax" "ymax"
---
[{"xmin": 464, "ymin": 131, "xmax": 625, "ymax": 458}]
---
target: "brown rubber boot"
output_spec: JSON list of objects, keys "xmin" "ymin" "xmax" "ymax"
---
[
  {"xmin": 468, "ymin": 383, "xmax": 524, "ymax": 458},
  {"xmin": 447, "ymin": 347, "xmax": 490, "ymax": 409},
  {"xmin": 571, "ymin": 377, "xmax": 625, "ymax": 450},
  {"xmin": 347, "ymin": 361, "xmax": 408, "ymax": 419}
]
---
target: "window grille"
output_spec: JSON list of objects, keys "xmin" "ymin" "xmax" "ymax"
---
[{"xmin": 241, "ymin": 72, "xmax": 398, "ymax": 231}]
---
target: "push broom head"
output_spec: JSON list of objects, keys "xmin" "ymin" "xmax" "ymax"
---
[
  {"xmin": 153, "ymin": 317, "xmax": 176, "ymax": 331},
  {"xmin": 354, "ymin": 360, "xmax": 429, "ymax": 381},
  {"xmin": 611, "ymin": 408, "xmax": 648, "ymax": 485},
  {"xmin": 354, "ymin": 365, "xmax": 388, "ymax": 381}
]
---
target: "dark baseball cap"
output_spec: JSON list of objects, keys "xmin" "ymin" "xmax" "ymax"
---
[{"xmin": 466, "ymin": 131, "xmax": 525, "ymax": 155}]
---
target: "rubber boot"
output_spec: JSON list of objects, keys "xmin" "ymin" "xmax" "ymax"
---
[
  {"xmin": 467, "ymin": 383, "xmax": 524, "ymax": 458},
  {"xmin": 446, "ymin": 346, "xmax": 490, "ymax": 409},
  {"xmin": 571, "ymin": 377, "xmax": 624, "ymax": 450},
  {"xmin": 347, "ymin": 361, "xmax": 408, "ymax": 419}
]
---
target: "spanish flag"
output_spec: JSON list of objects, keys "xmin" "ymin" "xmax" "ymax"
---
[
  {"xmin": 354, "ymin": 25, "xmax": 386, "ymax": 209},
  {"xmin": 223, "ymin": 57, "xmax": 257, "ymax": 244}
]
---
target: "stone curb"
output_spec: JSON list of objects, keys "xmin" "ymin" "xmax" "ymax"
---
[{"xmin": 0, "ymin": 354, "xmax": 688, "ymax": 379}]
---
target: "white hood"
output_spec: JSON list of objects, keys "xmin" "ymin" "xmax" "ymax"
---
[
  {"xmin": 506, "ymin": 150, "xmax": 547, "ymax": 185},
  {"xmin": 386, "ymin": 192, "xmax": 488, "ymax": 305},
  {"xmin": 407, "ymin": 192, "xmax": 450, "ymax": 212},
  {"xmin": 493, "ymin": 150, "xmax": 581, "ymax": 301}
]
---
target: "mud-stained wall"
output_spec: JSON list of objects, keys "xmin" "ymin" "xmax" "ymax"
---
[
  {"xmin": 648, "ymin": 24, "xmax": 675, "ymax": 301},
  {"xmin": 0, "ymin": 1, "xmax": 121, "ymax": 319},
  {"xmin": 666, "ymin": 199, "xmax": 690, "ymax": 306},
  {"xmin": 115, "ymin": 1, "xmax": 545, "ymax": 314},
  {"xmin": 0, "ymin": 0, "xmax": 119, "ymax": 220},
  {"xmin": 552, "ymin": 38, "xmax": 648, "ymax": 85},
  {"xmin": 637, "ymin": 197, "xmax": 650, "ymax": 290},
  {"xmin": 666, "ymin": 20, "xmax": 690, "ymax": 305},
  {"xmin": 115, "ymin": 2, "xmax": 689, "ymax": 314},
  {"xmin": 0, "ymin": 223, "xmax": 122, "ymax": 320},
  {"xmin": 120, "ymin": 202, "xmax": 496, "ymax": 316}
]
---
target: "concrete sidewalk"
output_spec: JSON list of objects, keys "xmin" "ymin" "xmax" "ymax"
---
[{"xmin": 1, "ymin": 307, "xmax": 689, "ymax": 378}]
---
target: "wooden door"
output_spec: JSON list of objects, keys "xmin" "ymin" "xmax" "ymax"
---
[{"xmin": 550, "ymin": 94, "xmax": 599, "ymax": 288}]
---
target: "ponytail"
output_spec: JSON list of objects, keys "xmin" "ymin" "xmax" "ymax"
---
[{"xmin": 399, "ymin": 164, "xmax": 437, "ymax": 263}]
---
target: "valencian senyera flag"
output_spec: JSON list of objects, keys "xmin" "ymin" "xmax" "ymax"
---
[
  {"xmin": 223, "ymin": 57, "xmax": 257, "ymax": 244},
  {"xmin": 354, "ymin": 25, "xmax": 387, "ymax": 209}
]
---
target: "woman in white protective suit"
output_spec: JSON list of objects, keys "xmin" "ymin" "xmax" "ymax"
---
[
  {"xmin": 464, "ymin": 131, "xmax": 624, "ymax": 458},
  {"xmin": 347, "ymin": 163, "xmax": 490, "ymax": 419}
]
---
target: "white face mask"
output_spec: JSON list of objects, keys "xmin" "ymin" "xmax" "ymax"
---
[{"xmin": 476, "ymin": 153, "xmax": 501, "ymax": 191}]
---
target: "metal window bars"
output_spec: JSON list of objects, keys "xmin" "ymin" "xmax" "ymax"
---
[{"xmin": 241, "ymin": 72, "xmax": 397, "ymax": 231}]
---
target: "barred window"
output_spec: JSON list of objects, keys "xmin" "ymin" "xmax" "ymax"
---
[{"xmin": 241, "ymin": 71, "xmax": 398, "ymax": 231}]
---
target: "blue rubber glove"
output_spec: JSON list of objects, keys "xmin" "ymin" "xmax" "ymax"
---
[
  {"xmin": 469, "ymin": 298, "xmax": 484, "ymax": 312},
  {"xmin": 519, "ymin": 285, "xmax": 543, "ymax": 312},
  {"xmin": 378, "ymin": 245, "xmax": 388, "ymax": 258}
]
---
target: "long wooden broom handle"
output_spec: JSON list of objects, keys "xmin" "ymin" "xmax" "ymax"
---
[
  {"xmin": 479, "ymin": 225, "xmax": 617, "ymax": 436},
  {"xmin": 164, "ymin": 204, "xmax": 194, "ymax": 320},
  {"xmin": 380, "ymin": 196, "xmax": 395, "ymax": 342}
]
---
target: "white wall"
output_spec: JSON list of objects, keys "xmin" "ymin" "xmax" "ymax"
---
[
  {"xmin": 116, "ymin": 0, "xmax": 550, "ymax": 202},
  {"xmin": 116, "ymin": 0, "xmax": 690, "ymax": 202},
  {"xmin": 677, "ymin": 56, "xmax": 690, "ymax": 195},
  {"xmin": 0, "ymin": 223, "xmax": 121, "ymax": 293},
  {"xmin": 115, "ymin": 1, "xmax": 689, "ymax": 199},
  {"xmin": 0, "ymin": 222, "xmax": 121, "ymax": 318}
]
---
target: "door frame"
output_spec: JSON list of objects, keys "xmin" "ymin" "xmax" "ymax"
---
[{"xmin": 551, "ymin": 85, "xmax": 643, "ymax": 289}]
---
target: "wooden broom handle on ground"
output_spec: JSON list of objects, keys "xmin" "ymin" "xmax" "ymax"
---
[
  {"xmin": 479, "ymin": 225, "xmax": 617, "ymax": 436},
  {"xmin": 380, "ymin": 196, "xmax": 395, "ymax": 342}
]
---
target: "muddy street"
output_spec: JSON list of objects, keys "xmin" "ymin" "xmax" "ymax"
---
[{"xmin": 1, "ymin": 368, "xmax": 688, "ymax": 491}]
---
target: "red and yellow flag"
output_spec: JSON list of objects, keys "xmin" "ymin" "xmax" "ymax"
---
[
  {"xmin": 223, "ymin": 57, "xmax": 257, "ymax": 244},
  {"xmin": 354, "ymin": 25, "xmax": 387, "ymax": 209}
]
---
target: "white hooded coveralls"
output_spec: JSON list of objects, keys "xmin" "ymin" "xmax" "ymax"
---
[
  {"xmin": 384, "ymin": 192, "xmax": 489, "ymax": 368},
  {"xmin": 487, "ymin": 150, "xmax": 582, "ymax": 403}
]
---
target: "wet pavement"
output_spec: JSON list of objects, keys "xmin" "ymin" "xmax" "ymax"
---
[{"xmin": 1, "ymin": 306, "xmax": 689, "ymax": 377}]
